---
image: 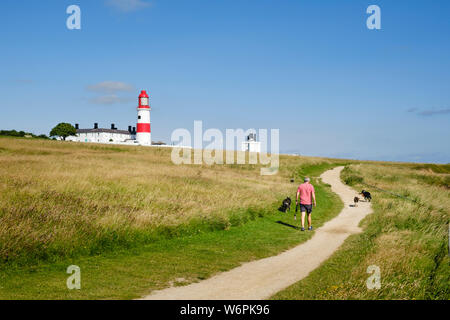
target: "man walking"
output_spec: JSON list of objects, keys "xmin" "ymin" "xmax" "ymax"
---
[{"xmin": 296, "ymin": 177, "xmax": 316, "ymax": 231}]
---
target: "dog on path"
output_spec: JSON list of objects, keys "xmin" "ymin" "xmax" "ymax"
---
[
  {"xmin": 353, "ymin": 196, "xmax": 359, "ymax": 207},
  {"xmin": 360, "ymin": 190, "xmax": 372, "ymax": 202}
]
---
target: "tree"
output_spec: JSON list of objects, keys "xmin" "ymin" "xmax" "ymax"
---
[{"xmin": 50, "ymin": 123, "xmax": 76, "ymax": 141}]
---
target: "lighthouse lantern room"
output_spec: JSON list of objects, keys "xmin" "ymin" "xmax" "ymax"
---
[{"xmin": 136, "ymin": 90, "xmax": 151, "ymax": 145}]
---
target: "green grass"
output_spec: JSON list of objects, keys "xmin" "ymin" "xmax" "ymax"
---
[
  {"xmin": 272, "ymin": 163, "xmax": 450, "ymax": 300},
  {"xmin": 0, "ymin": 181, "xmax": 342, "ymax": 299}
]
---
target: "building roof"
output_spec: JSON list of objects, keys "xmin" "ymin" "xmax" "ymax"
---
[{"xmin": 77, "ymin": 129, "xmax": 131, "ymax": 135}]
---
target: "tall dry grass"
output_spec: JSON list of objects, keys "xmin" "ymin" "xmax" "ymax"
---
[
  {"xmin": 342, "ymin": 164, "xmax": 449, "ymax": 298},
  {"xmin": 0, "ymin": 137, "xmax": 342, "ymax": 266},
  {"xmin": 274, "ymin": 162, "xmax": 449, "ymax": 299}
]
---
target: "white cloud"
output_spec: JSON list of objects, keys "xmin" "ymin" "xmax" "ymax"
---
[
  {"xmin": 89, "ymin": 94, "xmax": 134, "ymax": 105},
  {"xmin": 86, "ymin": 81, "xmax": 134, "ymax": 94},
  {"xmin": 418, "ymin": 108, "xmax": 450, "ymax": 116},
  {"xmin": 408, "ymin": 107, "xmax": 450, "ymax": 117},
  {"xmin": 105, "ymin": 0, "xmax": 152, "ymax": 12}
]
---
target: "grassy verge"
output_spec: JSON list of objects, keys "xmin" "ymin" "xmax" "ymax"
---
[
  {"xmin": 0, "ymin": 177, "xmax": 342, "ymax": 299},
  {"xmin": 272, "ymin": 163, "xmax": 449, "ymax": 300}
]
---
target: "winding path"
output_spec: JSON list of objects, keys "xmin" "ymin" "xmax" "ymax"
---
[{"xmin": 141, "ymin": 166, "xmax": 372, "ymax": 300}]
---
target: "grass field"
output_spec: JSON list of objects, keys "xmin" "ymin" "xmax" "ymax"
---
[
  {"xmin": 272, "ymin": 162, "xmax": 450, "ymax": 300},
  {"xmin": 0, "ymin": 136, "xmax": 345, "ymax": 299},
  {"xmin": 2, "ymin": 137, "xmax": 447, "ymax": 300}
]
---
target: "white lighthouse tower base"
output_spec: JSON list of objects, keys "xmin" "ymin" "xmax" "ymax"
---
[{"xmin": 137, "ymin": 132, "xmax": 151, "ymax": 146}]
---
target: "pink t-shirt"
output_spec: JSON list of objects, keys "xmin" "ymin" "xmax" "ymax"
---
[{"xmin": 297, "ymin": 183, "xmax": 315, "ymax": 205}]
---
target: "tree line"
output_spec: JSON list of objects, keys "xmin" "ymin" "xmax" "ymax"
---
[
  {"xmin": 1, "ymin": 123, "xmax": 77, "ymax": 141},
  {"xmin": 0, "ymin": 130, "xmax": 49, "ymax": 139}
]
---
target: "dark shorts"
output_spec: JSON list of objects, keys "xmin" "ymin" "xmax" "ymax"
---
[{"xmin": 300, "ymin": 204, "xmax": 313, "ymax": 214}]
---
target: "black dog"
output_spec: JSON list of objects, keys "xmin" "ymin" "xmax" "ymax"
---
[
  {"xmin": 360, "ymin": 190, "xmax": 372, "ymax": 202},
  {"xmin": 278, "ymin": 197, "xmax": 292, "ymax": 213}
]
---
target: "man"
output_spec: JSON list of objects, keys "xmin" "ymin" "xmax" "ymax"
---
[{"xmin": 296, "ymin": 177, "xmax": 316, "ymax": 231}]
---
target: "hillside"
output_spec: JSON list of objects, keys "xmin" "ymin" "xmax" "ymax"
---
[{"xmin": 0, "ymin": 136, "xmax": 448, "ymax": 300}]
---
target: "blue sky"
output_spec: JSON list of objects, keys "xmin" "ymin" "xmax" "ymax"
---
[{"xmin": 0, "ymin": 0, "xmax": 449, "ymax": 163}]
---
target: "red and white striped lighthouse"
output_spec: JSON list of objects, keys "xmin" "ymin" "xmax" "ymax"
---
[{"xmin": 136, "ymin": 90, "xmax": 151, "ymax": 145}]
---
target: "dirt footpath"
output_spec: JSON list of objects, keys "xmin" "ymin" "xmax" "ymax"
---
[{"xmin": 141, "ymin": 166, "xmax": 372, "ymax": 300}]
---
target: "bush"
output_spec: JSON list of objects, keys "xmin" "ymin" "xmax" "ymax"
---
[
  {"xmin": 0, "ymin": 130, "xmax": 27, "ymax": 137},
  {"xmin": 344, "ymin": 175, "xmax": 364, "ymax": 186},
  {"xmin": 0, "ymin": 130, "xmax": 49, "ymax": 139}
]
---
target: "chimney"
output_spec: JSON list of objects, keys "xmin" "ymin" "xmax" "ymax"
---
[
  {"xmin": 94, "ymin": 123, "xmax": 98, "ymax": 129},
  {"xmin": 75, "ymin": 124, "xmax": 79, "ymax": 130}
]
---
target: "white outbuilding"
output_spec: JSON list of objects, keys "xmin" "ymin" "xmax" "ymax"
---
[{"xmin": 241, "ymin": 133, "xmax": 261, "ymax": 153}]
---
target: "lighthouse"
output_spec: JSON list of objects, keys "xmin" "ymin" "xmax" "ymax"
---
[{"xmin": 136, "ymin": 90, "xmax": 151, "ymax": 145}]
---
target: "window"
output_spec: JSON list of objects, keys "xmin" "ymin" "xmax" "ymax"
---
[{"xmin": 140, "ymin": 97, "xmax": 149, "ymax": 106}]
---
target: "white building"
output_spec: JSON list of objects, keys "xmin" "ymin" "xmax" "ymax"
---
[
  {"xmin": 67, "ymin": 123, "xmax": 136, "ymax": 144},
  {"xmin": 241, "ymin": 133, "xmax": 261, "ymax": 153}
]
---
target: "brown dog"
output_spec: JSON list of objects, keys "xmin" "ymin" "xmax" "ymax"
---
[{"xmin": 354, "ymin": 196, "xmax": 359, "ymax": 207}]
